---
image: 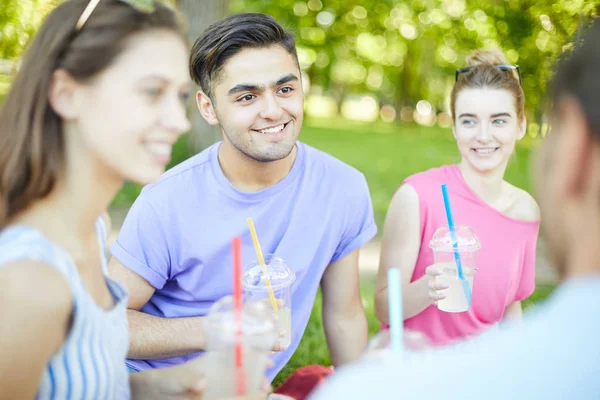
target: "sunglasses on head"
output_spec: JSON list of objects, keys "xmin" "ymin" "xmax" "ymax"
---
[
  {"xmin": 455, "ymin": 64, "xmax": 522, "ymax": 86},
  {"xmin": 76, "ymin": 0, "xmax": 155, "ymax": 31}
]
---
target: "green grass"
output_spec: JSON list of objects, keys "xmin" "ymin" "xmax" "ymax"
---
[
  {"xmin": 272, "ymin": 280, "xmax": 556, "ymax": 387},
  {"xmin": 299, "ymin": 117, "xmax": 537, "ymax": 230},
  {"xmin": 113, "ymin": 117, "xmax": 539, "ymax": 231}
]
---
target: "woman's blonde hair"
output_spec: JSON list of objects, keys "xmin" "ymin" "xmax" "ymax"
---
[{"xmin": 451, "ymin": 49, "xmax": 524, "ymax": 123}]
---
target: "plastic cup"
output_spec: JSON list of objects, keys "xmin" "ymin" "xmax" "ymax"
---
[
  {"xmin": 367, "ymin": 329, "xmax": 433, "ymax": 354},
  {"xmin": 202, "ymin": 295, "xmax": 276, "ymax": 399},
  {"xmin": 363, "ymin": 329, "xmax": 435, "ymax": 366},
  {"xmin": 242, "ymin": 254, "xmax": 296, "ymax": 349},
  {"xmin": 429, "ymin": 224, "xmax": 481, "ymax": 312}
]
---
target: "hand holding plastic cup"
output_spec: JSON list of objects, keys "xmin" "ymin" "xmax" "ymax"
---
[
  {"xmin": 425, "ymin": 264, "xmax": 450, "ymax": 304},
  {"xmin": 428, "ymin": 224, "xmax": 481, "ymax": 312},
  {"xmin": 242, "ymin": 254, "xmax": 295, "ymax": 350},
  {"xmin": 202, "ymin": 295, "xmax": 276, "ymax": 400}
]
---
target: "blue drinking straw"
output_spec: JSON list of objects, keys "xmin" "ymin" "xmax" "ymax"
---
[
  {"xmin": 441, "ymin": 184, "xmax": 472, "ymax": 306},
  {"xmin": 387, "ymin": 268, "xmax": 403, "ymax": 352}
]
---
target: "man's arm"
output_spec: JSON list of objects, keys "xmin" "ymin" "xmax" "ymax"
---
[
  {"xmin": 320, "ymin": 249, "xmax": 369, "ymax": 367},
  {"xmin": 108, "ymin": 257, "xmax": 207, "ymax": 359},
  {"xmin": 129, "ymin": 354, "xmax": 269, "ymax": 400}
]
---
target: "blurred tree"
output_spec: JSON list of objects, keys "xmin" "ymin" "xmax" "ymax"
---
[
  {"xmin": 2, "ymin": 0, "xmax": 599, "ymax": 133},
  {"xmin": 177, "ymin": 0, "xmax": 229, "ymax": 151},
  {"xmin": 0, "ymin": 0, "xmax": 58, "ymax": 61},
  {"xmin": 231, "ymin": 0, "xmax": 599, "ymax": 130}
]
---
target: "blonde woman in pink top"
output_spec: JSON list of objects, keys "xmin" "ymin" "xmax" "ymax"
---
[{"xmin": 374, "ymin": 49, "xmax": 541, "ymax": 347}]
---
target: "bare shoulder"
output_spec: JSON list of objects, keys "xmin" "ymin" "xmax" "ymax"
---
[
  {"xmin": 0, "ymin": 261, "xmax": 73, "ymax": 397},
  {"xmin": 506, "ymin": 185, "xmax": 540, "ymax": 222},
  {"xmin": 390, "ymin": 183, "xmax": 420, "ymax": 210},
  {"xmin": 0, "ymin": 261, "xmax": 73, "ymax": 340},
  {"xmin": 383, "ymin": 183, "xmax": 421, "ymax": 236}
]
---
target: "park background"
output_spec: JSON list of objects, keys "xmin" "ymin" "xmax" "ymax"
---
[{"xmin": 1, "ymin": 0, "xmax": 598, "ymax": 385}]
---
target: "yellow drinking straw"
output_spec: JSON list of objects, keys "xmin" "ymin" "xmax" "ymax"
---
[{"xmin": 246, "ymin": 217, "xmax": 280, "ymax": 314}]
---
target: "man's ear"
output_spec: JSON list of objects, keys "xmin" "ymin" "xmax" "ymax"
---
[
  {"xmin": 554, "ymin": 97, "xmax": 592, "ymax": 203},
  {"xmin": 196, "ymin": 90, "xmax": 219, "ymax": 126}
]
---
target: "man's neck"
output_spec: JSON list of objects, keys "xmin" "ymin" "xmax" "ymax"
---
[
  {"xmin": 566, "ymin": 232, "xmax": 600, "ymax": 280},
  {"xmin": 218, "ymin": 143, "xmax": 298, "ymax": 192}
]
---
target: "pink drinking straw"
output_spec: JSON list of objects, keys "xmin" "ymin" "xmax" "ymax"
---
[{"xmin": 233, "ymin": 237, "xmax": 246, "ymax": 395}]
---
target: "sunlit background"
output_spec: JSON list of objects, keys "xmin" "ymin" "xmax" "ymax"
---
[{"xmin": 1, "ymin": 0, "xmax": 597, "ymax": 385}]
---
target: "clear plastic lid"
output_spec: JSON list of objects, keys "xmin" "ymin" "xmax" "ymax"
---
[
  {"xmin": 428, "ymin": 224, "xmax": 481, "ymax": 253},
  {"xmin": 242, "ymin": 255, "xmax": 296, "ymax": 291},
  {"xmin": 204, "ymin": 295, "xmax": 276, "ymax": 350}
]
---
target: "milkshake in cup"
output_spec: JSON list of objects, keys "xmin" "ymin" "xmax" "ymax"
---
[
  {"xmin": 202, "ymin": 295, "xmax": 276, "ymax": 399},
  {"xmin": 428, "ymin": 225, "xmax": 481, "ymax": 312},
  {"xmin": 242, "ymin": 254, "xmax": 295, "ymax": 349}
]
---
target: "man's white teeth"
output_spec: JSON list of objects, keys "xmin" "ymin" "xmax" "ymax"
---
[
  {"xmin": 474, "ymin": 148, "xmax": 497, "ymax": 154},
  {"xmin": 145, "ymin": 143, "xmax": 171, "ymax": 155},
  {"xmin": 259, "ymin": 124, "xmax": 285, "ymax": 134}
]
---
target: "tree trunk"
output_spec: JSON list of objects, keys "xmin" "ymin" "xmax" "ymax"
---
[{"xmin": 177, "ymin": 0, "xmax": 229, "ymax": 152}]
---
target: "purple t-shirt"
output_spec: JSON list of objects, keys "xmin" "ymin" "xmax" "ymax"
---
[{"xmin": 111, "ymin": 141, "xmax": 377, "ymax": 379}]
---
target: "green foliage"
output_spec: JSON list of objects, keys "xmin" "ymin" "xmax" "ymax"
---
[
  {"xmin": 0, "ymin": 0, "xmax": 59, "ymax": 61},
  {"xmin": 2, "ymin": 0, "xmax": 598, "ymax": 120},
  {"xmin": 229, "ymin": 0, "xmax": 599, "ymax": 121}
]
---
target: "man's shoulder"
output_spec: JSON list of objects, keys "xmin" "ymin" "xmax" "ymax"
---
[{"xmin": 141, "ymin": 142, "xmax": 218, "ymax": 198}]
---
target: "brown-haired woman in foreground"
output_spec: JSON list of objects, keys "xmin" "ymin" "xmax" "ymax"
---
[{"xmin": 0, "ymin": 1, "xmax": 268, "ymax": 399}]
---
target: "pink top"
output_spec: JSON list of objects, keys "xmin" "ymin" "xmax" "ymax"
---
[{"xmin": 399, "ymin": 165, "xmax": 540, "ymax": 346}]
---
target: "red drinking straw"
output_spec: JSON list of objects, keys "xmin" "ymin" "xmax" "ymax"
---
[{"xmin": 233, "ymin": 236, "xmax": 246, "ymax": 395}]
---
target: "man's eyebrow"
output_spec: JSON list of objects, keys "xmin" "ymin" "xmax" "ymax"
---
[
  {"xmin": 227, "ymin": 83, "xmax": 264, "ymax": 96},
  {"xmin": 226, "ymin": 74, "xmax": 300, "ymax": 96},
  {"xmin": 275, "ymin": 74, "xmax": 299, "ymax": 86}
]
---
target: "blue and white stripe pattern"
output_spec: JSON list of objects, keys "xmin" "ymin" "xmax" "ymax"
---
[{"xmin": 0, "ymin": 218, "xmax": 130, "ymax": 399}]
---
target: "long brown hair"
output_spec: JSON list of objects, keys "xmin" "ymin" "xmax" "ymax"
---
[
  {"xmin": 0, "ymin": 0, "xmax": 187, "ymax": 228},
  {"xmin": 451, "ymin": 49, "xmax": 525, "ymax": 123}
]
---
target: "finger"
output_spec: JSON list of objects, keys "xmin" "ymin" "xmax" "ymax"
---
[
  {"xmin": 261, "ymin": 377, "xmax": 272, "ymax": 393},
  {"xmin": 425, "ymin": 266, "xmax": 442, "ymax": 276},
  {"xmin": 181, "ymin": 376, "xmax": 207, "ymax": 398},
  {"xmin": 428, "ymin": 279, "xmax": 448, "ymax": 291},
  {"xmin": 271, "ymin": 341, "xmax": 288, "ymax": 352},
  {"xmin": 429, "ymin": 291, "xmax": 446, "ymax": 302}
]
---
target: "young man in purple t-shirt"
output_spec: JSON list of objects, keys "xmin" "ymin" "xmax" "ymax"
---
[{"xmin": 108, "ymin": 13, "xmax": 377, "ymax": 380}]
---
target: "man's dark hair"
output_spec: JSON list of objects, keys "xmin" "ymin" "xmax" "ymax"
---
[
  {"xmin": 189, "ymin": 13, "xmax": 298, "ymax": 99},
  {"xmin": 551, "ymin": 18, "xmax": 600, "ymax": 136}
]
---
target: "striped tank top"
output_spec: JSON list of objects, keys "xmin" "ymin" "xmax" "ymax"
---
[{"xmin": 0, "ymin": 218, "xmax": 130, "ymax": 399}]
